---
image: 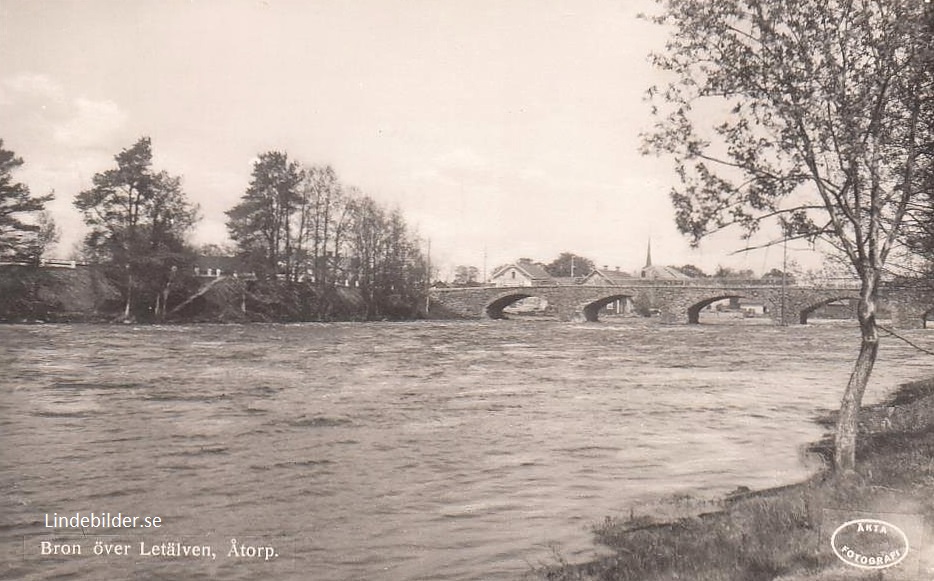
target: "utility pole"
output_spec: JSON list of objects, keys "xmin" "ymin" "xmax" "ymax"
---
[
  {"xmin": 482, "ymin": 247, "xmax": 487, "ymax": 285},
  {"xmin": 780, "ymin": 236, "xmax": 787, "ymax": 326},
  {"xmin": 425, "ymin": 238, "xmax": 431, "ymax": 313}
]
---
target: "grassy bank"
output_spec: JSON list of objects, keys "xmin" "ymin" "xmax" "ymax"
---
[{"xmin": 534, "ymin": 378, "xmax": 934, "ymax": 581}]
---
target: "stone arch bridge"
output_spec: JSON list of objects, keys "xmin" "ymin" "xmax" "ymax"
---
[{"xmin": 428, "ymin": 280, "xmax": 934, "ymax": 328}]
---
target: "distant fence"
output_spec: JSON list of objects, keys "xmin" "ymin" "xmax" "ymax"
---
[
  {"xmin": 40, "ymin": 259, "xmax": 87, "ymax": 269},
  {"xmin": 0, "ymin": 259, "xmax": 88, "ymax": 269}
]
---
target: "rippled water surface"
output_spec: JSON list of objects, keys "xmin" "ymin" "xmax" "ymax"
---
[{"xmin": 2, "ymin": 320, "xmax": 933, "ymax": 580}]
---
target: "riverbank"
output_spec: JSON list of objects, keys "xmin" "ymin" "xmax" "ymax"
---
[
  {"xmin": 534, "ymin": 377, "xmax": 934, "ymax": 581},
  {"xmin": 0, "ymin": 264, "xmax": 430, "ymax": 323}
]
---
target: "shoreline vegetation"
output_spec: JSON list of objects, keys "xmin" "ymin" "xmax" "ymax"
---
[
  {"xmin": 0, "ymin": 264, "xmax": 431, "ymax": 324},
  {"xmin": 532, "ymin": 377, "xmax": 934, "ymax": 581},
  {"xmin": 2, "ymin": 140, "xmax": 433, "ymax": 325}
]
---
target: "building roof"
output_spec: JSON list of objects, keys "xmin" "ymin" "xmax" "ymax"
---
[
  {"xmin": 490, "ymin": 260, "xmax": 554, "ymax": 283},
  {"xmin": 640, "ymin": 264, "xmax": 691, "ymax": 280},
  {"xmin": 582, "ymin": 268, "xmax": 633, "ymax": 285}
]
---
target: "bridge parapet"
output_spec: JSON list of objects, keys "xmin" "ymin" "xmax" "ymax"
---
[
  {"xmin": 434, "ymin": 282, "xmax": 863, "ymax": 294},
  {"xmin": 429, "ymin": 280, "xmax": 932, "ymax": 328},
  {"xmin": 435, "ymin": 277, "xmax": 863, "ymax": 291}
]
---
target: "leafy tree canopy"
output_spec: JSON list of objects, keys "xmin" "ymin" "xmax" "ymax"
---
[
  {"xmin": 453, "ymin": 265, "xmax": 480, "ymax": 286},
  {"xmin": 74, "ymin": 137, "xmax": 199, "ymax": 319},
  {"xmin": 226, "ymin": 151, "xmax": 304, "ymax": 280},
  {"xmin": 544, "ymin": 252, "xmax": 595, "ymax": 278},
  {"xmin": 0, "ymin": 139, "xmax": 54, "ymax": 262},
  {"xmin": 713, "ymin": 265, "xmax": 755, "ymax": 279},
  {"xmin": 676, "ymin": 264, "xmax": 707, "ymax": 278},
  {"xmin": 762, "ymin": 268, "xmax": 794, "ymax": 282},
  {"xmin": 643, "ymin": 0, "xmax": 933, "ymax": 473}
]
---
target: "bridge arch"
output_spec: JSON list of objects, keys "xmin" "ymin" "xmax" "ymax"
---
[
  {"xmin": 798, "ymin": 295, "xmax": 859, "ymax": 324},
  {"xmin": 485, "ymin": 292, "xmax": 540, "ymax": 319},
  {"xmin": 580, "ymin": 294, "xmax": 632, "ymax": 322},
  {"xmin": 686, "ymin": 294, "xmax": 743, "ymax": 324}
]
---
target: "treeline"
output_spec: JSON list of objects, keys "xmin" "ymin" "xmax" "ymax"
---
[
  {"xmin": 0, "ymin": 137, "xmax": 428, "ymax": 322},
  {"xmin": 224, "ymin": 150, "xmax": 428, "ymax": 320}
]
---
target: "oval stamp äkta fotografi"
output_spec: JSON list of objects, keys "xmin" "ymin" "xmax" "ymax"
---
[{"xmin": 830, "ymin": 518, "xmax": 909, "ymax": 570}]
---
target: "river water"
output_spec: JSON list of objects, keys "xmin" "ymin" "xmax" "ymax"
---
[{"xmin": 2, "ymin": 319, "xmax": 932, "ymax": 580}]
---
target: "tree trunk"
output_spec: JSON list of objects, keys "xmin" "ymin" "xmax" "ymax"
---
[
  {"xmin": 155, "ymin": 267, "xmax": 176, "ymax": 321},
  {"xmin": 833, "ymin": 274, "xmax": 880, "ymax": 474},
  {"xmin": 123, "ymin": 271, "xmax": 133, "ymax": 321}
]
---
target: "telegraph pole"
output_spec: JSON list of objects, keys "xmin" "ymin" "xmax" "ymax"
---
[
  {"xmin": 780, "ymin": 236, "xmax": 787, "ymax": 326},
  {"xmin": 482, "ymin": 247, "xmax": 487, "ymax": 285},
  {"xmin": 425, "ymin": 238, "xmax": 431, "ymax": 313}
]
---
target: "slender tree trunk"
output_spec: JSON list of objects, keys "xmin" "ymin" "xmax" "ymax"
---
[
  {"xmin": 321, "ymin": 186, "xmax": 332, "ymax": 289},
  {"xmin": 833, "ymin": 273, "xmax": 880, "ymax": 474},
  {"xmin": 155, "ymin": 266, "xmax": 177, "ymax": 321},
  {"xmin": 313, "ymin": 181, "xmax": 322, "ymax": 286},
  {"xmin": 123, "ymin": 271, "xmax": 133, "ymax": 321},
  {"xmin": 296, "ymin": 190, "xmax": 308, "ymax": 282}
]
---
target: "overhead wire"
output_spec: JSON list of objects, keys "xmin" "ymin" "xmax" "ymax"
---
[{"xmin": 877, "ymin": 323, "xmax": 934, "ymax": 357}]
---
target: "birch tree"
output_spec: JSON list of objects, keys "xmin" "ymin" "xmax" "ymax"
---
[
  {"xmin": 345, "ymin": 195, "xmax": 428, "ymax": 318},
  {"xmin": 300, "ymin": 164, "xmax": 344, "ymax": 288},
  {"xmin": 643, "ymin": 0, "xmax": 933, "ymax": 473},
  {"xmin": 346, "ymin": 195, "xmax": 386, "ymax": 317}
]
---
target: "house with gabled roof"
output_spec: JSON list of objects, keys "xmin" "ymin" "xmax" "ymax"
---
[
  {"xmin": 581, "ymin": 266, "xmax": 633, "ymax": 286},
  {"xmin": 490, "ymin": 259, "xmax": 555, "ymax": 287},
  {"xmin": 641, "ymin": 264, "xmax": 691, "ymax": 280}
]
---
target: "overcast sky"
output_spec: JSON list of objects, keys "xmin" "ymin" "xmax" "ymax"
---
[{"xmin": 0, "ymin": 0, "xmax": 823, "ymax": 279}]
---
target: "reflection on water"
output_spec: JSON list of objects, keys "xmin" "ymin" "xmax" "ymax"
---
[{"xmin": 1, "ymin": 320, "xmax": 932, "ymax": 580}]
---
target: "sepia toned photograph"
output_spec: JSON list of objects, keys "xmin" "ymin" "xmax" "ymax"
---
[{"xmin": 1, "ymin": 1, "xmax": 933, "ymax": 580}]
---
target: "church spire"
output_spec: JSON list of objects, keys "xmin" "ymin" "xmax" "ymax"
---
[{"xmin": 645, "ymin": 237, "xmax": 652, "ymax": 268}]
